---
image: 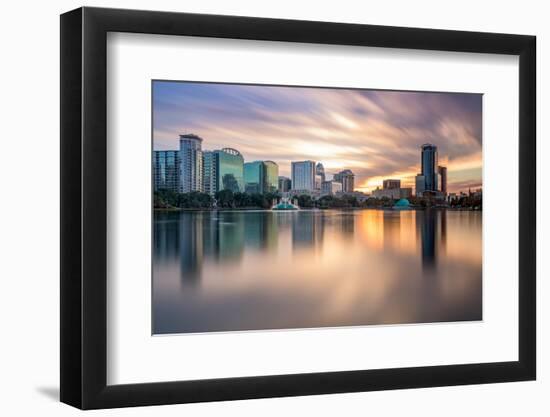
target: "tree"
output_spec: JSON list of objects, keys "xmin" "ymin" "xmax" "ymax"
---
[
  {"xmin": 215, "ymin": 189, "xmax": 235, "ymax": 208},
  {"xmin": 297, "ymin": 194, "xmax": 314, "ymax": 208},
  {"xmin": 380, "ymin": 196, "xmax": 393, "ymax": 208},
  {"xmin": 233, "ymin": 192, "xmax": 250, "ymax": 208},
  {"xmin": 154, "ymin": 188, "xmax": 179, "ymax": 208},
  {"xmin": 222, "ymin": 174, "xmax": 239, "ymax": 193}
]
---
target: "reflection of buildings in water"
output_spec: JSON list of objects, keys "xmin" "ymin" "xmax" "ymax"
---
[
  {"xmin": 202, "ymin": 213, "xmax": 220, "ymax": 259},
  {"xmin": 176, "ymin": 211, "xmax": 247, "ymax": 286},
  {"xmin": 418, "ymin": 209, "xmax": 448, "ymax": 269},
  {"xmin": 382, "ymin": 211, "xmax": 401, "ymax": 251},
  {"xmin": 373, "ymin": 211, "xmax": 417, "ymax": 255},
  {"xmin": 359, "ymin": 210, "xmax": 385, "ymax": 250},
  {"xmin": 153, "ymin": 211, "xmax": 180, "ymax": 261},
  {"xmin": 243, "ymin": 212, "xmax": 278, "ymax": 251},
  {"xmin": 274, "ymin": 211, "xmax": 295, "ymax": 231},
  {"xmin": 210, "ymin": 212, "xmax": 245, "ymax": 262},
  {"xmin": 291, "ymin": 212, "xmax": 324, "ymax": 248},
  {"xmin": 338, "ymin": 212, "xmax": 355, "ymax": 236},
  {"xmin": 171, "ymin": 211, "xmax": 285, "ymax": 284},
  {"xmin": 440, "ymin": 209, "xmax": 447, "ymax": 254},
  {"xmin": 418, "ymin": 209, "xmax": 437, "ymax": 269},
  {"xmin": 178, "ymin": 212, "xmax": 204, "ymax": 285}
]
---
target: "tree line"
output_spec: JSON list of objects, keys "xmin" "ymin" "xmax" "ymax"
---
[
  {"xmin": 154, "ymin": 189, "xmax": 482, "ymax": 210},
  {"xmin": 154, "ymin": 189, "xmax": 280, "ymax": 209}
]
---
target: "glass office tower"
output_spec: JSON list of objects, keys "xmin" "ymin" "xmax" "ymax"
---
[
  {"xmin": 263, "ymin": 161, "xmax": 279, "ymax": 193},
  {"xmin": 153, "ymin": 150, "xmax": 180, "ymax": 192},
  {"xmin": 420, "ymin": 144, "xmax": 438, "ymax": 192},
  {"xmin": 217, "ymin": 148, "xmax": 244, "ymax": 193},
  {"xmin": 203, "ymin": 151, "xmax": 218, "ymax": 196},
  {"xmin": 244, "ymin": 161, "xmax": 265, "ymax": 194},
  {"xmin": 202, "ymin": 148, "xmax": 244, "ymax": 195}
]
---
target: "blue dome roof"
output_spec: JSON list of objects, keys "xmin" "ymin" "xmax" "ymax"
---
[{"xmin": 394, "ymin": 198, "xmax": 411, "ymax": 207}]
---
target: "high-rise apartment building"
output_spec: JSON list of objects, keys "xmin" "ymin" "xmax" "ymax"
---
[
  {"xmin": 334, "ymin": 169, "xmax": 355, "ymax": 193},
  {"xmin": 156, "ymin": 135, "xmax": 245, "ymax": 197},
  {"xmin": 179, "ymin": 134, "xmax": 203, "ymax": 193}
]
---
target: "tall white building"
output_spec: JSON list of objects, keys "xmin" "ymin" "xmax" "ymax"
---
[
  {"xmin": 291, "ymin": 160, "xmax": 316, "ymax": 191},
  {"xmin": 179, "ymin": 134, "xmax": 203, "ymax": 193}
]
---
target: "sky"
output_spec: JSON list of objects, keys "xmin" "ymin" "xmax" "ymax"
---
[{"xmin": 153, "ymin": 81, "xmax": 482, "ymax": 193}]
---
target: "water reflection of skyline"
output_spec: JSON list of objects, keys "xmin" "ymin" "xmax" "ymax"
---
[
  {"xmin": 155, "ymin": 209, "xmax": 454, "ymax": 285},
  {"xmin": 153, "ymin": 209, "xmax": 482, "ymax": 333}
]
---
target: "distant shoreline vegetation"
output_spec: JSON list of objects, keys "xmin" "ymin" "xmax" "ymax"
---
[{"xmin": 154, "ymin": 189, "xmax": 482, "ymax": 211}]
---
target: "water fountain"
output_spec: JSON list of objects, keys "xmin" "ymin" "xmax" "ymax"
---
[{"xmin": 272, "ymin": 196, "xmax": 299, "ymax": 211}]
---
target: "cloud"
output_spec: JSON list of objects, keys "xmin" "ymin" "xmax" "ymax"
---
[{"xmin": 153, "ymin": 81, "xmax": 482, "ymax": 192}]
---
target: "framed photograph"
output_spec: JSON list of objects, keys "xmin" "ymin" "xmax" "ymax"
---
[{"xmin": 60, "ymin": 7, "xmax": 536, "ymax": 409}]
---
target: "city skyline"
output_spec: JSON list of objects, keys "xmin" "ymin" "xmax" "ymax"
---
[{"xmin": 153, "ymin": 81, "xmax": 482, "ymax": 193}]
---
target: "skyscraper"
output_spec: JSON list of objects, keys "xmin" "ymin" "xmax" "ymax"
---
[
  {"xmin": 291, "ymin": 160, "xmax": 316, "ymax": 191},
  {"xmin": 415, "ymin": 175, "xmax": 426, "ymax": 196},
  {"xmin": 315, "ymin": 162, "xmax": 326, "ymax": 182},
  {"xmin": 334, "ymin": 169, "xmax": 355, "ymax": 193},
  {"xmin": 202, "ymin": 151, "xmax": 218, "ymax": 196},
  {"xmin": 244, "ymin": 161, "xmax": 265, "ymax": 194},
  {"xmin": 243, "ymin": 160, "xmax": 279, "ymax": 194},
  {"xmin": 263, "ymin": 161, "xmax": 279, "ymax": 193},
  {"xmin": 202, "ymin": 148, "xmax": 244, "ymax": 195},
  {"xmin": 179, "ymin": 134, "xmax": 203, "ymax": 193},
  {"xmin": 216, "ymin": 148, "xmax": 244, "ymax": 193},
  {"xmin": 315, "ymin": 174, "xmax": 323, "ymax": 191},
  {"xmin": 153, "ymin": 150, "xmax": 180, "ymax": 192},
  {"xmin": 420, "ymin": 144, "xmax": 438, "ymax": 192},
  {"xmin": 438, "ymin": 165, "xmax": 448, "ymax": 195}
]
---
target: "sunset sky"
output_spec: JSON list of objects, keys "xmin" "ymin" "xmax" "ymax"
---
[{"xmin": 153, "ymin": 81, "xmax": 482, "ymax": 193}]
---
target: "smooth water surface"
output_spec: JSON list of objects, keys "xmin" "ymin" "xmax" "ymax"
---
[{"xmin": 153, "ymin": 209, "xmax": 482, "ymax": 334}]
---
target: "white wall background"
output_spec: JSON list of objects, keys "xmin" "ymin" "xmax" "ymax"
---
[{"xmin": 0, "ymin": 0, "xmax": 545, "ymax": 415}]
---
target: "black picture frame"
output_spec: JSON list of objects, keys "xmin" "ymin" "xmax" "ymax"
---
[{"xmin": 60, "ymin": 6, "xmax": 536, "ymax": 410}]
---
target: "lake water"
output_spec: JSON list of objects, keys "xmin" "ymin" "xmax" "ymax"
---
[{"xmin": 153, "ymin": 209, "xmax": 482, "ymax": 334}]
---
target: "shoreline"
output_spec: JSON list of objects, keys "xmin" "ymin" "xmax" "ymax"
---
[{"xmin": 154, "ymin": 206, "xmax": 481, "ymax": 212}]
